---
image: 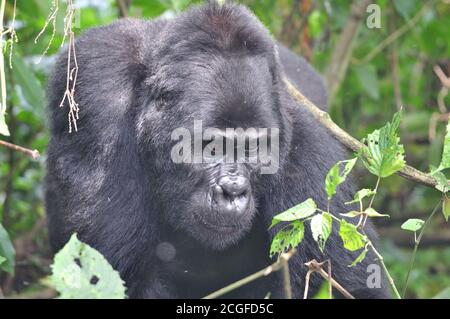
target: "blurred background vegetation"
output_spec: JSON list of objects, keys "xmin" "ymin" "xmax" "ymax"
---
[{"xmin": 0, "ymin": 0, "xmax": 449, "ymax": 298}]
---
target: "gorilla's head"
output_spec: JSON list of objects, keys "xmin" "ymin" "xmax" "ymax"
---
[{"xmin": 136, "ymin": 2, "xmax": 292, "ymax": 250}]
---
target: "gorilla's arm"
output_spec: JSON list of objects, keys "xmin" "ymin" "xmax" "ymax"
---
[
  {"xmin": 45, "ymin": 19, "xmax": 174, "ymax": 297},
  {"xmin": 277, "ymin": 44, "xmax": 328, "ymax": 111}
]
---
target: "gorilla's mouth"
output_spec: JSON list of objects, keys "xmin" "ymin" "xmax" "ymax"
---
[{"xmin": 192, "ymin": 210, "xmax": 242, "ymax": 233}]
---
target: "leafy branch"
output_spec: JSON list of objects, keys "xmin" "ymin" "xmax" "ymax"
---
[{"xmin": 283, "ymin": 77, "xmax": 438, "ymax": 188}]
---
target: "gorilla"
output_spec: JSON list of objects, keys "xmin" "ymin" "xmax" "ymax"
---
[{"xmin": 45, "ymin": 1, "xmax": 390, "ymax": 298}]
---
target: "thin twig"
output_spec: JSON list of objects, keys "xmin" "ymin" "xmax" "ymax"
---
[
  {"xmin": 283, "ymin": 77, "xmax": 438, "ymax": 188},
  {"xmin": 325, "ymin": 0, "xmax": 372, "ymax": 102},
  {"xmin": 434, "ymin": 65, "xmax": 450, "ymax": 88},
  {"xmin": 402, "ymin": 199, "xmax": 442, "ymax": 297},
  {"xmin": 203, "ymin": 250, "xmax": 296, "ymax": 299},
  {"xmin": 35, "ymin": 0, "xmax": 59, "ymax": 63},
  {"xmin": 0, "ymin": 140, "xmax": 40, "ymax": 159},
  {"xmin": 116, "ymin": 0, "xmax": 131, "ymax": 18},
  {"xmin": 303, "ymin": 269, "xmax": 313, "ymax": 299},
  {"xmin": 368, "ymin": 242, "xmax": 401, "ymax": 299},
  {"xmin": 304, "ymin": 259, "xmax": 355, "ymax": 299},
  {"xmin": 280, "ymin": 253, "xmax": 292, "ymax": 299}
]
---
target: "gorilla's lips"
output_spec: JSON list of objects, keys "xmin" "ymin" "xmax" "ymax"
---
[{"xmin": 186, "ymin": 183, "xmax": 255, "ymax": 250}]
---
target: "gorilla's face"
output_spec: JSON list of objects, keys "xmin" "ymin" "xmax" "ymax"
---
[{"xmin": 136, "ymin": 7, "xmax": 291, "ymax": 250}]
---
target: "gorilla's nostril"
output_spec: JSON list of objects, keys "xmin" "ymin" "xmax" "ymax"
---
[{"xmin": 218, "ymin": 175, "xmax": 250, "ymax": 198}]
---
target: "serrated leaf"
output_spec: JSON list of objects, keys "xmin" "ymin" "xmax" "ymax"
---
[
  {"xmin": 311, "ymin": 213, "xmax": 333, "ymax": 252},
  {"xmin": 443, "ymin": 197, "xmax": 450, "ymax": 222},
  {"xmin": 349, "ymin": 249, "xmax": 368, "ymax": 267},
  {"xmin": 0, "ymin": 223, "xmax": 15, "ymax": 275},
  {"xmin": 364, "ymin": 208, "xmax": 390, "ymax": 218},
  {"xmin": 358, "ymin": 110, "xmax": 405, "ymax": 178},
  {"xmin": 270, "ymin": 198, "xmax": 317, "ymax": 229},
  {"xmin": 401, "ymin": 219, "xmax": 425, "ymax": 232},
  {"xmin": 269, "ymin": 221, "xmax": 304, "ymax": 258},
  {"xmin": 339, "ymin": 220, "xmax": 367, "ymax": 252},
  {"xmin": 345, "ymin": 189, "xmax": 376, "ymax": 205},
  {"xmin": 325, "ymin": 158, "xmax": 357, "ymax": 200},
  {"xmin": 51, "ymin": 233, "xmax": 126, "ymax": 299}
]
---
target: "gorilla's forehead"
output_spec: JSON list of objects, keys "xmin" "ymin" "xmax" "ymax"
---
[{"xmin": 156, "ymin": 2, "xmax": 275, "ymax": 60}]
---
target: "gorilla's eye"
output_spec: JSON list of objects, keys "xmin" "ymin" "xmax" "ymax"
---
[{"xmin": 154, "ymin": 92, "xmax": 172, "ymax": 110}]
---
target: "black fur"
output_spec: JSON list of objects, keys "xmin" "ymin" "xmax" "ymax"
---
[{"xmin": 45, "ymin": 2, "xmax": 390, "ymax": 298}]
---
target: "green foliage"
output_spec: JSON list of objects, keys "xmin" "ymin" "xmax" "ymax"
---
[
  {"xmin": 0, "ymin": 223, "xmax": 15, "ymax": 275},
  {"xmin": 401, "ymin": 219, "xmax": 425, "ymax": 232},
  {"xmin": 345, "ymin": 189, "xmax": 376, "ymax": 205},
  {"xmin": 270, "ymin": 198, "xmax": 316, "ymax": 229},
  {"xmin": 431, "ymin": 169, "xmax": 449, "ymax": 193},
  {"xmin": 358, "ymin": 110, "xmax": 405, "ymax": 178},
  {"xmin": 435, "ymin": 121, "xmax": 450, "ymax": 173},
  {"xmin": 50, "ymin": 234, "xmax": 126, "ymax": 299},
  {"xmin": 325, "ymin": 158, "xmax": 357, "ymax": 200},
  {"xmin": 355, "ymin": 64, "xmax": 379, "ymax": 100},
  {"xmin": 349, "ymin": 248, "xmax": 368, "ymax": 267},
  {"xmin": 310, "ymin": 213, "xmax": 332, "ymax": 253},
  {"xmin": 269, "ymin": 221, "xmax": 304, "ymax": 258},
  {"xmin": 443, "ymin": 197, "xmax": 450, "ymax": 222},
  {"xmin": 338, "ymin": 220, "xmax": 367, "ymax": 252},
  {"xmin": 433, "ymin": 287, "xmax": 450, "ymax": 299}
]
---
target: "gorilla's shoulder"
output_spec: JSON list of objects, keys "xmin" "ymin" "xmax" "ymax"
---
[{"xmin": 278, "ymin": 45, "xmax": 328, "ymax": 111}]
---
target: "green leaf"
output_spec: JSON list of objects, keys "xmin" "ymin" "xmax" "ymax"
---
[
  {"xmin": 433, "ymin": 287, "xmax": 450, "ymax": 299},
  {"xmin": 0, "ymin": 223, "xmax": 15, "ymax": 275},
  {"xmin": 345, "ymin": 188, "xmax": 376, "ymax": 205},
  {"xmin": 355, "ymin": 64, "xmax": 380, "ymax": 100},
  {"xmin": 349, "ymin": 249, "xmax": 368, "ymax": 267},
  {"xmin": 311, "ymin": 213, "xmax": 333, "ymax": 253},
  {"xmin": 393, "ymin": 0, "xmax": 419, "ymax": 20},
  {"xmin": 270, "ymin": 198, "xmax": 317, "ymax": 229},
  {"xmin": 11, "ymin": 52, "xmax": 45, "ymax": 119},
  {"xmin": 51, "ymin": 233, "xmax": 126, "ymax": 299},
  {"xmin": 358, "ymin": 110, "xmax": 405, "ymax": 178},
  {"xmin": 0, "ymin": 256, "xmax": 6, "ymax": 266},
  {"xmin": 325, "ymin": 158, "xmax": 357, "ymax": 200},
  {"xmin": 339, "ymin": 220, "xmax": 367, "ymax": 252},
  {"xmin": 340, "ymin": 211, "xmax": 362, "ymax": 218},
  {"xmin": 431, "ymin": 169, "xmax": 449, "ymax": 193},
  {"xmin": 443, "ymin": 197, "xmax": 450, "ymax": 222},
  {"xmin": 364, "ymin": 208, "xmax": 390, "ymax": 218},
  {"xmin": 436, "ymin": 121, "xmax": 450, "ymax": 172},
  {"xmin": 0, "ymin": 114, "xmax": 10, "ymax": 136},
  {"xmin": 401, "ymin": 219, "xmax": 425, "ymax": 232},
  {"xmin": 269, "ymin": 221, "xmax": 304, "ymax": 258}
]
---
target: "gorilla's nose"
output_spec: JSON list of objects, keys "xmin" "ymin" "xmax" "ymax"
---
[
  {"xmin": 218, "ymin": 175, "xmax": 249, "ymax": 197},
  {"xmin": 213, "ymin": 176, "xmax": 251, "ymax": 215}
]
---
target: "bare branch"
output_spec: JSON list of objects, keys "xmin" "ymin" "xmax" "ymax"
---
[
  {"xmin": 203, "ymin": 250, "xmax": 296, "ymax": 299},
  {"xmin": 0, "ymin": 140, "xmax": 40, "ymax": 159},
  {"xmin": 283, "ymin": 77, "xmax": 438, "ymax": 188},
  {"xmin": 304, "ymin": 259, "xmax": 355, "ymax": 299},
  {"xmin": 324, "ymin": 0, "xmax": 372, "ymax": 102},
  {"xmin": 117, "ymin": 0, "xmax": 132, "ymax": 18}
]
